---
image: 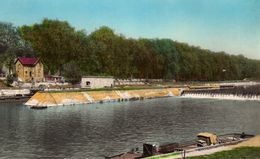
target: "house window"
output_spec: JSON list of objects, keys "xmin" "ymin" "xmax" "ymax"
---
[
  {"xmin": 25, "ymin": 71, "xmax": 27, "ymax": 74},
  {"xmin": 18, "ymin": 64, "xmax": 21, "ymax": 69},
  {"xmin": 30, "ymin": 71, "xmax": 32, "ymax": 77},
  {"xmin": 86, "ymin": 81, "xmax": 91, "ymax": 86}
]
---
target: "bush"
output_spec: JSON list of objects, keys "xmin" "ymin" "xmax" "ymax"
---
[{"xmin": 6, "ymin": 74, "xmax": 17, "ymax": 85}]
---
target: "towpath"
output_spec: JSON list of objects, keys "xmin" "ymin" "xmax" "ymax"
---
[
  {"xmin": 162, "ymin": 146, "xmax": 231, "ymax": 159},
  {"xmin": 166, "ymin": 135, "xmax": 260, "ymax": 159}
]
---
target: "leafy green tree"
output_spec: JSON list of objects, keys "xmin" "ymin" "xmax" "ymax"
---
[
  {"xmin": 20, "ymin": 19, "xmax": 85, "ymax": 74},
  {"xmin": 62, "ymin": 61, "xmax": 82, "ymax": 84},
  {"xmin": 88, "ymin": 26, "xmax": 118, "ymax": 75},
  {"xmin": 0, "ymin": 22, "xmax": 34, "ymax": 73},
  {"xmin": 16, "ymin": 19, "xmax": 260, "ymax": 81}
]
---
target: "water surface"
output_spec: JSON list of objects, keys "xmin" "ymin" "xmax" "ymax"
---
[{"xmin": 0, "ymin": 98, "xmax": 259, "ymax": 159}]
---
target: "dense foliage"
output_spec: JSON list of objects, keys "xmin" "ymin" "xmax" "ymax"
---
[
  {"xmin": 1, "ymin": 19, "xmax": 260, "ymax": 81},
  {"xmin": 0, "ymin": 22, "xmax": 34, "ymax": 73}
]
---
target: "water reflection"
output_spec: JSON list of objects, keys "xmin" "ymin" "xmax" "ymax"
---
[{"xmin": 0, "ymin": 98, "xmax": 260, "ymax": 158}]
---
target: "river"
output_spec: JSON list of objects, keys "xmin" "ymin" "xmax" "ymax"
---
[{"xmin": 0, "ymin": 97, "xmax": 260, "ymax": 159}]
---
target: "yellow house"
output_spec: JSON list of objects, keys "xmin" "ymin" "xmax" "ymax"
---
[{"xmin": 15, "ymin": 57, "xmax": 44, "ymax": 82}]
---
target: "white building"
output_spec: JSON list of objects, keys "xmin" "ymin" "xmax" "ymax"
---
[{"xmin": 81, "ymin": 76, "xmax": 114, "ymax": 89}]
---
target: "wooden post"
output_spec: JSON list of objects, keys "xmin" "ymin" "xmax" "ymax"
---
[{"xmin": 182, "ymin": 150, "xmax": 186, "ymax": 159}]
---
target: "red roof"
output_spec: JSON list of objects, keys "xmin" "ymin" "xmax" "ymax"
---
[{"xmin": 16, "ymin": 57, "xmax": 40, "ymax": 66}]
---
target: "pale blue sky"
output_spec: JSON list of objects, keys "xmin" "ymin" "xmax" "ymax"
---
[{"xmin": 0, "ymin": 0, "xmax": 259, "ymax": 59}]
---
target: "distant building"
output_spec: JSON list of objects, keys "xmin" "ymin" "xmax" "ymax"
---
[
  {"xmin": 81, "ymin": 76, "xmax": 114, "ymax": 89},
  {"xmin": 15, "ymin": 57, "xmax": 44, "ymax": 82}
]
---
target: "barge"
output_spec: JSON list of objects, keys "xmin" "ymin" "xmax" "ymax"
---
[
  {"xmin": 0, "ymin": 88, "xmax": 39, "ymax": 104},
  {"xmin": 0, "ymin": 94, "xmax": 32, "ymax": 103},
  {"xmin": 105, "ymin": 132, "xmax": 254, "ymax": 159}
]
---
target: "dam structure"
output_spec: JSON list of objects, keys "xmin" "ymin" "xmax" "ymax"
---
[
  {"xmin": 25, "ymin": 84, "xmax": 260, "ymax": 108},
  {"xmin": 182, "ymin": 85, "xmax": 260, "ymax": 101},
  {"xmin": 25, "ymin": 88, "xmax": 181, "ymax": 108}
]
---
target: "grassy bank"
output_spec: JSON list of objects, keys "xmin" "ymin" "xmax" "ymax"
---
[
  {"xmin": 188, "ymin": 147, "xmax": 260, "ymax": 159},
  {"xmin": 145, "ymin": 151, "xmax": 181, "ymax": 159},
  {"xmin": 44, "ymin": 85, "xmax": 170, "ymax": 93}
]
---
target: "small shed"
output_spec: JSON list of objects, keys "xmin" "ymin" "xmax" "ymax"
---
[{"xmin": 81, "ymin": 76, "xmax": 114, "ymax": 89}]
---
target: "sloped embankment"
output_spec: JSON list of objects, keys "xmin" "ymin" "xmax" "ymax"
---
[{"xmin": 25, "ymin": 88, "xmax": 181, "ymax": 107}]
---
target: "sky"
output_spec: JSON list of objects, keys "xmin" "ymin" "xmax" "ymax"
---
[{"xmin": 0, "ymin": 0, "xmax": 259, "ymax": 59}]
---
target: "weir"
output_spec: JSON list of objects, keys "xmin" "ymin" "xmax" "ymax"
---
[{"xmin": 182, "ymin": 85, "xmax": 260, "ymax": 100}]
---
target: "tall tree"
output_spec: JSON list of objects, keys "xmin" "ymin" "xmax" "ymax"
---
[
  {"xmin": 20, "ymin": 19, "xmax": 85, "ymax": 73},
  {"xmin": 17, "ymin": 19, "xmax": 260, "ymax": 81},
  {"xmin": 0, "ymin": 22, "xmax": 33, "ymax": 73}
]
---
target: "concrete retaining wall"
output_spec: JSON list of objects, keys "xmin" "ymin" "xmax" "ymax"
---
[
  {"xmin": 25, "ymin": 88, "xmax": 181, "ymax": 107},
  {"xmin": 0, "ymin": 89, "xmax": 30, "ymax": 97}
]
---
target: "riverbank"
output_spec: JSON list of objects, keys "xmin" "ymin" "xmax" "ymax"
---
[
  {"xmin": 154, "ymin": 135, "xmax": 260, "ymax": 159},
  {"xmin": 0, "ymin": 95, "xmax": 31, "ymax": 103},
  {"xmin": 24, "ymin": 82, "xmax": 260, "ymax": 107},
  {"xmin": 0, "ymin": 89, "xmax": 30, "ymax": 96},
  {"xmin": 25, "ymin": 88, "xmax": 182, "ymax": 107},
  {"xmin": 184, "ymin": 135, "xmax": 260, "ymax": 159},
  {"xmin": 188, "ymin": 147, "xmax": 260, "ymax": 159}
]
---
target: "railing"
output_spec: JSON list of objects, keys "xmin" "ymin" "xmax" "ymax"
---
[{"xmin": 185, "ymin": 138, "xmax": 247, "ymax": 153}]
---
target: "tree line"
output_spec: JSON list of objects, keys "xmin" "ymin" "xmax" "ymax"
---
[{"xmin": 1, "ymin": 19, "xmax": 260, "ymax": 82}]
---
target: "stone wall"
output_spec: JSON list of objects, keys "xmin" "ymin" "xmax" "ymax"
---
[
  {"xmin": 81, "ymin": 77, "xmax": 114, "ymax": 89},
  {"xmin": 25, "ymin": 88, "xmax": 182, "ymax": 107},
  {"xmin": 0, "ymin": 89, "xmax": 30, "ymax": 96}
]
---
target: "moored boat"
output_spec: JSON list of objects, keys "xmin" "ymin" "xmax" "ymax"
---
[
  {"xmin": 105, "ymin": 132, "xmax": 254, "ymax": 159},
  {"xmin": 30, "ymin": 105, "xmax": 48, "ymax": 109}
]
